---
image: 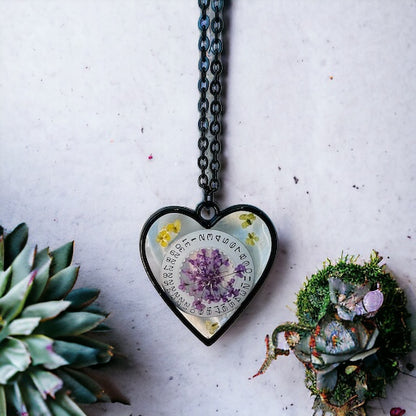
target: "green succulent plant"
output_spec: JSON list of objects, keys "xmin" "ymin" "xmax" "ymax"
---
[
  {"xmin": 0, "ymin": 223, "xmax": 115, "ymax": 415},
  {"xmin": 255, "ymin": 252, "xmax": 411, "ymax": 416}
]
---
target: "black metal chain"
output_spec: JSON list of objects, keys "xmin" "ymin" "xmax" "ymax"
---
[{"xmin": 197, "ymin": 0, "xmax": 224, "ymax": 205}]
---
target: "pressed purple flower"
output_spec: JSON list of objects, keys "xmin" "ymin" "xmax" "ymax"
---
[
  {"xmin": 193, "ymin": 299, "xmax": 205, "ymax": 311},
  {"xmin": 179, "ymin": 248, "xmax": 246, "ymax": 311},
  {"xmin": 234, "ymin": 264, "xmax": 246, "ymax": 278}
]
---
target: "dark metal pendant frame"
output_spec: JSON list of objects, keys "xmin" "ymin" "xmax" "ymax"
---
[{"xmin": 140, "ymin": 203, "xmax": 278, "ymax": 345}]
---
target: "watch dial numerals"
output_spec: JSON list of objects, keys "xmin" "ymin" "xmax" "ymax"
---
[{"xmin": 161, "ymin": 230, "xmax": 255, "ymax": 318}]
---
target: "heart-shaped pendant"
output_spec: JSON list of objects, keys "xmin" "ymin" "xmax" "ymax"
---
[{"xmin": 140, "ymin": 203, "xmax": 278, "ymax": 345}]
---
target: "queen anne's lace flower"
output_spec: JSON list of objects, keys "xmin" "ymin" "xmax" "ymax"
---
[{"xmin": 179, "ymin": 249, "xmax": 245, "ymax": 311}]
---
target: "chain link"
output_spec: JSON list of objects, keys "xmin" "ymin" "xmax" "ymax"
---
[{"xmin": 197, "ymin": 0, "xmax": 224, "ymax": 204}]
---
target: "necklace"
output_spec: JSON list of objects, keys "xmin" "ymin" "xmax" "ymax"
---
[{"xmin": 140, "ymin": 0, "xmax": 277, "ymax": 345}]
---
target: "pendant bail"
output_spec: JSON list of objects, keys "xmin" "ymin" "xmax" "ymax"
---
[{"xmin": 196, "ymin": 199, "xmax": 220, "ymax": 221}]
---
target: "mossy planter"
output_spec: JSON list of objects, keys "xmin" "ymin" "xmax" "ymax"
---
[{"xmin": 256, "ymin": 252, "xmax": 411, "ymax": 416}]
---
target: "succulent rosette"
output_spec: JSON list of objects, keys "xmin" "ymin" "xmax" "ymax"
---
[
  {"xmin": 254, "ymin": 252, "xmax": 411, "ymax": 416},
  {"xmin": 0, "ymin": 223, "xmax": 117, "ymax": 415}
]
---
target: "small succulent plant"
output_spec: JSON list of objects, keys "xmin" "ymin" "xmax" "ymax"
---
[
  {"xmin": 0, "ymin": 223, "xmax": 116, "ymax": 415},
  {"xmin": 254, "ymin": 252, "xmax": 411, "ymax": 416}
]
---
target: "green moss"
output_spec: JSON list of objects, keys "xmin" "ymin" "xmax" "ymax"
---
[
  {"xmin": 305, "ymin": 367, "xmax": 318, "ymax": 395},
  {"xmin": 330, "ymin": 369, "xmax": 360, "ymax": 407}
]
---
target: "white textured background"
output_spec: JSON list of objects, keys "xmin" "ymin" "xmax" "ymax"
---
[{"xmin": 1, "ymin": 1, "xmax": 415, "ymax": 415}]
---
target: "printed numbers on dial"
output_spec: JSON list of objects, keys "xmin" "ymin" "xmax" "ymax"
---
[{"xmin": 161, "ymin": 230, "xmax": 255, "ymax": 318}]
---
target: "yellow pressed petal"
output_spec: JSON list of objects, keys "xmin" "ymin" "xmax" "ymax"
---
[
  {"xmin": 245, "ymin": 232, "xmax": 259, "ymax": 246},
  {"xmin": 157, "ymin": 230, "xmax": 166, "ymax": 239},
  {"xmin": 156, "ymin": 229, "xmax": 171, "ymax": 246},
  {"xmin": 205, "ymin": 321, "xmax": 219, "ymax": 335},
  {"xmin": 173, "ymin": 220, "xmax": 181, "ymax": 233}
]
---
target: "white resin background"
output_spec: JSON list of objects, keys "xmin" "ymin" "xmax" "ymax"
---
[{"xmin": 1, "ymin": 1, "xmax": 415, "ymax": 415}]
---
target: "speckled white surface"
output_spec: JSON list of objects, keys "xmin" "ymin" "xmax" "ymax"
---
[{"xmin": 1, "ymin": 1, "xmax": 415, "ymax": 415}]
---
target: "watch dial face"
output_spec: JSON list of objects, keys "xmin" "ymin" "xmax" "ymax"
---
[
  {"xmin": 161, "ymin": 230, "xmax": 255, "ymax": 318},
  {"xmin": 140, "ymin": 205, "xmax": 278, "ymax": 345}
]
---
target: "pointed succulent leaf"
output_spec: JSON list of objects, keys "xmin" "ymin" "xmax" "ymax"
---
[
  {"xmin": 318, "ymin": 352, "xmax": 356, "ymax": 365},
  {"xmin": 23, "ymin": 335, "xmax": 68, "ymax": 369},
  {"xmin": 53, "ymin": 340, "xmax": 111, "ymax": 368},
  {"xmin": 27, "ymin": 247, "xmax": 52, "ymax": 304},
  {"xmin": 0, "ymin": 338, "xmax": 31, "ymax": 373},
  {"xmin": 57, "ymin": 368, "xmax": 109, "ymax": 404},
  {"xmin": 7, "ymin": 383, "xmax": 29, "ymax": 416},
  {"xmin": 91, "ymin": 323, "xmax": 111, "ymax": 332},
  {"xmin": 8, "ymin": 317, "xmax": 41, "ymax": 335},
  {"xmin": 64, "ymin": 368, "xmax": 111, "ymax": 403},
  {"xmin": 44, "ymin": 401, "xmax": 72, "ymax": 416},
  {"xmin": 29, "ymin": 368, "xmax": 64, "ymax": 400},
  {"xmin": 0, "ymin": 364, "xmax": 19, "ymax": 385},
  {"xmin": 41, "ymin": 266, "xmax": 79, "ymax": 301},
  {"xmin": 64, "ymin": 336, "xmax": 114, "ymax": 364},
  {"xmin": 350, "ymin": 347, "xmax": 379, "ymax": 362},
  {"xmin": 316, "ymin": 368, "xmax": 339, "ymax": 392},
  {"xmin": 36, "ymin": 312, "xmax": 105, "ymax": 337},
  {"xmin": 48, "ymin": 392, "xmax": 87, "ymax": 416},
  {"xmin": 83, "ymin": 303, "xmax": 108, "ymax": 316},
  {"xmin": 50, "ymin": 242, "xmax": 74, "ymax": 276},
  {"xmin": 65, "ymin": 288, "xmax": 100, "ymax": 310},
  {"xmin": 4, "ymin": 223, "xmax": 28, "ymax": 270},
  {"xmin": 0, "ymin": 386, "xmax": 6, "ymax": 416},
  {"xmin": 33, "ymin": 247, "xmax": 51, "ymax": 269},
  {"xmin": 82, "ymin": 368, "xmax": 130, "ymax": 406},
  {"xmin": 0, "ymin": 271, "xmax": 35, "ymax": 322},
  {"xmin": 22, "ymin": 300, "xmax": 71, "ymax": 321},
  {"xmin": 10, "ymin": 244, "xmax": 36, "ymax": 287},
  {"xmin": 19, "ymin": 378, "xmax": 53, "ymax": 416},
  {"xmin": 0, "ymin": 325, "xmax": 10, "ymax": 344},
  {"xmin": 365, "ymin": 327, "xmax": 379, "ymax": 350},
  {"xmin": 0, "ymin": 267, "xmax": 12, "ymax": 298}
]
